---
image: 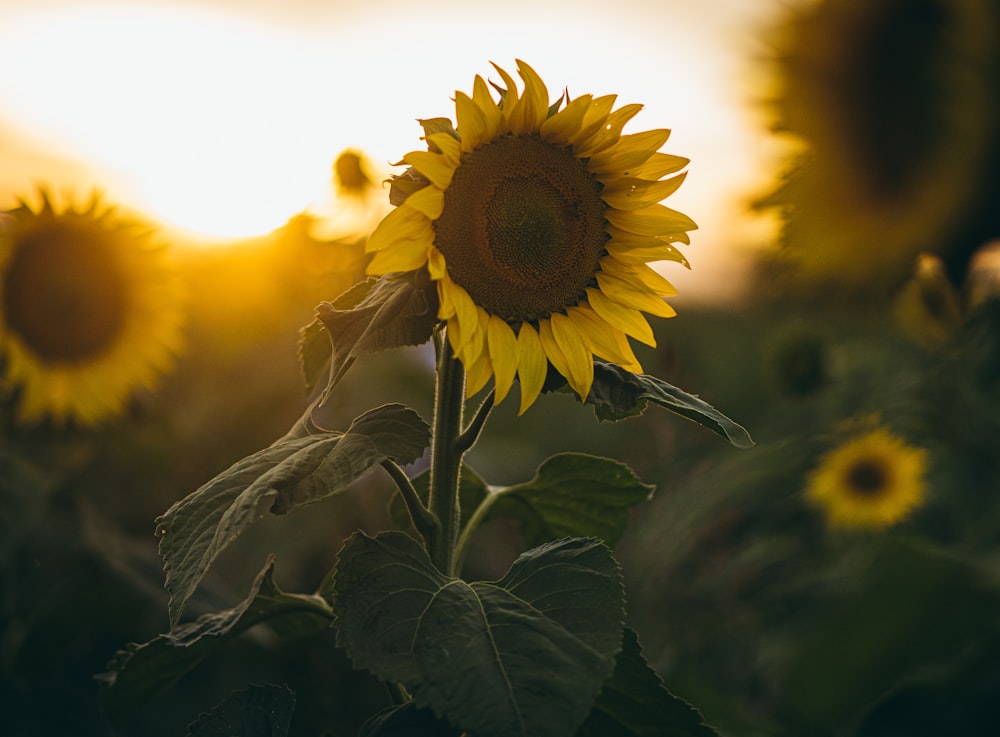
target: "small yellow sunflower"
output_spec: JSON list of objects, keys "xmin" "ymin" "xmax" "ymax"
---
[
  {"xmin": 806, "ymin": 427, "xmax": 928, "ymax": 530},
  {"xmin": 0, "ymin": 191, "xmax": 184, "ymax": 426},
  {"xmin": 365, "ymin": 60, "xmax": 696, "ymax": 413}
]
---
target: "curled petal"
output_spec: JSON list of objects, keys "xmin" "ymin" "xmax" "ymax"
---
[
  {"xmin": 487, "ymin": 315, "xmax": 519, "ymax": 404},
  {"xmin": 516, "ymin": 322, "xmax": 547, "ymax": 414}
]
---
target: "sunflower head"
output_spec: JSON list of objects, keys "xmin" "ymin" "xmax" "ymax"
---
[
  {"xmin": 805, "ymin": 425, "xmax": 928, "ymax": 530},
  {"xmin": 0, "ymin": 190, "xmax": 184, "ymax": 426},
  {"xmin": 366, "ymin": 60, "xmax": 696, "ymax": 413},
  {"xmin": 334, "ymin": 149, "xmax": 376, "ymax": 198}
]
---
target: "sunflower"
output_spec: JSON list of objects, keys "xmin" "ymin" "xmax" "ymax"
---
[
  {"xmin": 805, "ymin": 426, "xmax": 928, "ymax": 530},
  {"xmin": 0, "ymin": 191, "xmax": 184, "ymax": 426},
  {"xmin": 365, "ymin": 60, "xmax": 696, "ymax": 413}
]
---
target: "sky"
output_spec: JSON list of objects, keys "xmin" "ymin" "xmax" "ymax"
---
[{"xmin": 0, "ymin": 0, "xmax": 784, "ymax": 298}]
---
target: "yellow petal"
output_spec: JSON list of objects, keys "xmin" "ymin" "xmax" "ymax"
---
[
  {"xmin": 567, "ymin": 304, "xmax": 643, "ymax": 374},
  {"xmin": 601, "ymin": 172, "xmax": 688, "ymax": 210},
  {"xmin": 487, "ymin": 315, "xmax": 519, "ymax": 404},
  {"xmin": 427, "ymin": 246, "xmax": 448, "ymax": 280},
  {"xmin": 548, "ymin": 313, "xmax": 594, "ymax": 401},
  {"xmin": 516, "ymin": 322, "xmax": 547, "ymax": 414},
  {"xmin": 574, "ymin": 103, "xmax": 643, "ymax": 158},
  {"xmin": 490, "ymin": 62, "xmax": 520, "ymax": 129},
  {"xmin": 464, "ymin": 347, "xmax": 494, "ymax": 398},
  {"xmin": 586, "ymin": 287, "xmax": 656, "ymax": 346},
  {"xmin": 402, "ymin": 184, "xmax": 445, "ymax": 219},
  {"xmin": 426, "ymin": 132, "xmax": 462, "ymax": 167},
  {"xmin": 599, "ymin": 257, "xmax": 679, "ymax": 296},
  {"xmin": 606, "ymin": 239, "xmax": 690, "ymax": 268},
  {"xmin": 441, "ymin": 278, "xmax": 479, "ymax": 354},
  {"xmin": 629, "ymin": 152, "xmax": 690, "ymax": 178},
  {"xmin": 537, "ymin": 318, "xmax": 574, "ymax": 394},
  {"xmin": 472, "ymin": 74, "xmax": 502, "ymax": 140},
  {"xmin": 402, "ymin": 150, "xmax": 456, "ymax": 190},
  {"xmin": 365, "ymin": 238, "xmax": 429, "ymax": 274},
  {"xmin": 596, "ymin": 272, "xmax": 676, "ymax": 318},
  {"xmin": 512, "ymin": 59, "xmax": 549, "ymax": 131},
  {"xmin": 588, "ymin": 129, "xmax": 672, "ymax": 174},
  {"xmin": 455, "ymin": 90, "xmax": 488, "ymax": 151},
  {"xmin": 574, "ymin": 94, "xmax": 618, "ymax": 143},
  {"xmin": 605, "ymin": 204, "xmax": 698, "ymax": 237},
  {"xmin": 367, "ymin": 204, "xmax": 433, "ymax": 253},
  {"xmin": 539, "ymin": 93, "xmax": 593, "ymax": 144}
]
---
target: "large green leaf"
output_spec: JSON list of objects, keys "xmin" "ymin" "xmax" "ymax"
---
[
  {"xmin": 156, "ymin": 403, "xmax": 429, "ymax": 627},
  {"xmin": 578, "ymin": 628, "xmax": 720, "ymax": 737},
  {"xmin": 99, "ymin": 557, "xmax": 331, "ymax": 721},
  {"xmin": 490, "ymin": 454, "xmax": 654, "ymax": 550},
  {"xmin": 307, "ymin": 272, "xmax": 438, "ymax": 400},
  {"xmin": 334, "ymin": 531, "xmax": 625, "ymax": 737},
  {"xmin": 587, "ymin": 361, "xmax": 753, "ymax": 448}
]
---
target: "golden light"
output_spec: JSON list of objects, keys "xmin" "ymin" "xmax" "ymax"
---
[{"xmin": 0, "ymin": 0, "xmax": 778, "ymax": 294}]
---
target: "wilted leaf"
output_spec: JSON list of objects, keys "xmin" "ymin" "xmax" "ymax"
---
[
  {"xmin": 99, "ymin": 558, "xmax": 330, "ymax": 722},
  {"xmin": 334, "ymin": 532, "xmax": 625, "ymax": 737},
  {"xmin": 156, "ymin": 403, "xmax": 429, "ymax": 627},
  {"xmin": 313, "ymin": 272, "xmax": 438, "ymax": 401},
  {"xmin": 587, "ymin": 361, "xmax": 753, "ymax": 448}
]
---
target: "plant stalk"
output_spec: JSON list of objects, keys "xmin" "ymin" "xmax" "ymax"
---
[{"xmin": 428, "ymin": 331, "xmax": 466, "ymax": 575}]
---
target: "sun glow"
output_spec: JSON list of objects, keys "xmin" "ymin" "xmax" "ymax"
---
[
  {"xmin": 0, "ymin": 1, "xmax": 775, "ymax": 285},
  {"xmin": 0, "ymin": 6, "xmax": 348, "ymax": 239}
]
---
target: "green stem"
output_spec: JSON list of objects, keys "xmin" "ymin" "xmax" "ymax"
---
[
  {"xmin": 456, "ymin": 390, "xmax": 495, "ymax": 454},
  {"xmin": 381, "ymin": 459, "xmax": 439, "ymax": 547},
  {"xmin": 452, "ymin": 487, "xmax": 508, "ymax": 576},
  {"xmin": 428, "ymin": 331, "xmax": 466, "ymax": 575}
]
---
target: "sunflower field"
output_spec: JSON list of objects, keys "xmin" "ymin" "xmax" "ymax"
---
[{"xmin": 3, "ymin": 1, "xmax": 1000, "ymax": 736}]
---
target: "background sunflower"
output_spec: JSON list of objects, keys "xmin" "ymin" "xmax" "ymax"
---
[{"xmin": 0, "ymin": 190, "xmax": 184, "ymax": 426}]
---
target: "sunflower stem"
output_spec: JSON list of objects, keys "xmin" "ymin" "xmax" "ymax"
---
[
  {"xmin": 428, "ymin": 331, "xmax": 466, "ymax": 576},
  {"xmin": 381, "ymin": 459, "xmax": 439, "ymax": 547}
]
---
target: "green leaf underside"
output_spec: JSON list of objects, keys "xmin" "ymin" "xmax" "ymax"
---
[
  {"xmin": 156, "ymin": 403, "xmax": 429, "ymax": 628},
  {"xmin": 312, "ymin": 272, "xmax": 438, "ymax": 402},
  {"xmin": 333, "ymin": 531, "xmax": 625, "ymax": 737},
  {"xmin": 579, "ymin": 628, "xmax": 721, "ymax": 737},
  {"xmin": 99, "ymin": 557, "xmax": 331, "ymax": 722},
  {"xmin": 186, "ymin": 683, "xmax": 296, "ymax": 737},
  {"xmin": 587, "ymin": 361, "xmax": 754, "ymax": 448}
]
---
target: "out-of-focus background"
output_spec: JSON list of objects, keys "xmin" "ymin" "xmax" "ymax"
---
[{"xmin": 3, "ymin": 0, "xmax": 1000, "ymax": 735}]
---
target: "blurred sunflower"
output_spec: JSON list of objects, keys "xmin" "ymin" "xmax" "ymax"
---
[
  {"xmin": 806, "ymin": 426, "xmax": 927, "ymax": 530},
  {"xmin": 0, "ymin": 191, "xmax": 184, "ymax": 426},
  {"xmin": 366, "ymin": 60, "xmax": 696, "ymax": 413},
  {"xmin": 758, "ymin": 0, "xmax": 1000, "ymax": 293}
]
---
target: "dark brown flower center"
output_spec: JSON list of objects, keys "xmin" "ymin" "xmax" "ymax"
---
[
  {"xmin": 433, "ymin": 134, "xmax": 607, "ymax": 322},
  {"xmin": 846, "ymin": 458, "xmax": 889, "ymax": 497},
  {"xmin": 3, "ymin": 221, "xmax": 127, "ymax": 363}
]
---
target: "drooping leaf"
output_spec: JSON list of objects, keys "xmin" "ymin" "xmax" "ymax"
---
[
  {"xmin": 298, "ymin": 317, "xmax": 333, "ymax": 395},
  {"xmin": 99, "ymin": 557, "xmax": 331, "ymax": 722},
  {"xmin": 156, "ymin": 403, "xmax": 429, "ymax": 627},
  {"xmin": 313, "ymin": 272, "xmax": 438, "ymax": 401},
  {"xmin": 587, "ymin": 361, "xmax": 753, "ymax": 448},
  {"xmin": 490, "ymin": 454, "xmax": 654, "ymax": 550},
  {"xmin": 358, "ymin": 702, "xmax": 459, "ymax": 737},
  {"xmin": 186, "ymin": 683, "xmax": 296, "ymax": 737},
  {"xmin": 334, "ymin": 531, "xmax": 625, "ymax": 737},
  {"xmin": 578, "ymin": 628, "xmax": 720, "ymax": 737}
]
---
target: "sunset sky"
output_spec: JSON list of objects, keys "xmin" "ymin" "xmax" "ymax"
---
[{"xmin": 0, "ymin": 0, "xmax": 782, "ymax": 295}]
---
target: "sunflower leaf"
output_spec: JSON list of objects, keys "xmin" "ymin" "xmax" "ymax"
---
[
  {"xmin": 491, "ymin": 453, "xmax": 653, "ymax": 549},
  {"xmin": 358, "ymin": 702, "xmax": 459, "ymax": 737},
  {"xmin": 587, "ymin": 361, "xmax": 753, "ymax": 448},
  {"xmin": 334, "ymin": 531, "xmax": 625, "ymax": 737},
  {"xmin": 98, "ymin": 557, "xmax": 330, "ymax": 722},
  {"xmin": 155, "ymin": 403, "xmax": 430, "ymax": 628},
  {"xmin": 578, "ymin": 627, "xmax": 720, "ymax": 737},
  {"xmin": 314, "ymin": 271, "xmax": 438, "ymax": 402}
]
